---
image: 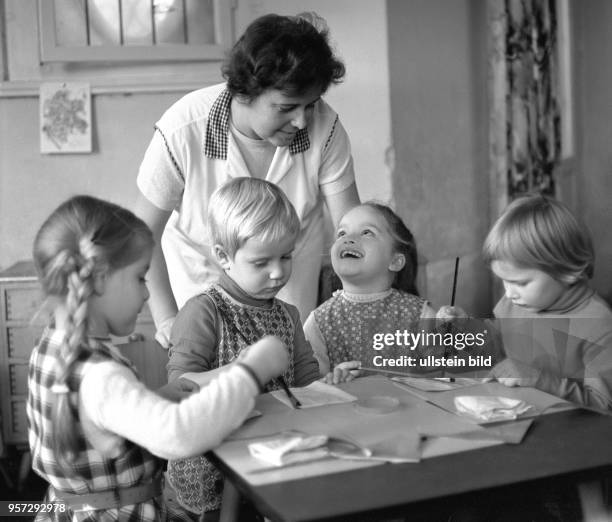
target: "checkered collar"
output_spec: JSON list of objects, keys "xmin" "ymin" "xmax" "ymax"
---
[{"xmin": 204, "ymin": 88, "xmax": 310, "ymax": 159}]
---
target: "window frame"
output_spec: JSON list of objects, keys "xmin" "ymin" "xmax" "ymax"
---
[
  {"xmin": 38, "ymin": 0, "xmax": 233, "ymax": 63},
  {"xmin": 0, "ymin": 0, "xmax": 235, "ymax": 97}
]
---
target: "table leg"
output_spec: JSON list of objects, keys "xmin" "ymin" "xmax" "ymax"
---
[
  {"xmin": 219, "ymin": 480, "xmax": 240, "ymax": 522},
  {"xmin": 0, "ymin": 459, "xmax": 14, "ymax": 490},
  {"xmin": 578, "ymin": 480, "xmax": 610, "ymax": 521},
  {"xmin": 17, "ymin": 450, "xmax": 32, "ymax": 491}
]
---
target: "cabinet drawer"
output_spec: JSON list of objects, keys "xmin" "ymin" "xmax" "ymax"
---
[
  {"xmin": 9, "ymin": 363, "xmax": 29, "ymax": 395},
  {"xmin": 7, "ymin": 326, "xmax": 44, "ymax": 359},
  {"xmin": 8, "ymin": 399, "xmax": 28, "ymax": 444},
  {"xmin": 5, "ymin": 286, "xmax": 43, "ymax": 321}
]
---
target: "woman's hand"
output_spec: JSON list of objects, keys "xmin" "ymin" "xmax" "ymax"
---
[
  {"xmin": 321, "ymin": 360, "xmax": 362, "ymax": 385},
  {"xmin": 154, "ymin": 316, "xmax": 175, "ymax": 349},
  {"xmin": 134, "ymin": 192, "xmax": 178, "ymax": 349},
  {"xmin": 486, "ymin": 358, "xmax": 540, "ymax": 387}
]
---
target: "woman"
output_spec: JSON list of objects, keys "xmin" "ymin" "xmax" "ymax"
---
[{"xmin": 135, "ymin": 12, "xmax": 360, "ymax": 347}]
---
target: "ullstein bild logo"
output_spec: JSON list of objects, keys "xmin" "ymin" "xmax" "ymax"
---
[{"xmin": 371, "ymin": 353, "xmax": 493, "ymax": 369}]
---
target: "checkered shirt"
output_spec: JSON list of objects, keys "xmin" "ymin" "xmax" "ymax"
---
[
  {"xmin": 26, "ymin": 329, "xmax": 172, "ymax": 521},
  {"xmin": 203, "ymin": 88, "xmax": 311, "ymax": 159},
  {"xmin": 167, "ymin": 284, "xmax": 296, "ymax": 515}
]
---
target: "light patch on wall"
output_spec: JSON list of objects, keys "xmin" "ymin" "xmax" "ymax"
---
[{"xmin": 39, "ymin": 82, "xmax": 92, "ymax": 154}]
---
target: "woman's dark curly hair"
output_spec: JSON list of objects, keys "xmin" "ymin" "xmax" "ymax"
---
[{"xmin": 222, "ymin": 13, "xmax": 346, "ymax": 100}]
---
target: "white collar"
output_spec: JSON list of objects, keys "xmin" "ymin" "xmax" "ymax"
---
[{"xmin": 341, "ymin": 288, "xmax": 394, "ymax": 303}]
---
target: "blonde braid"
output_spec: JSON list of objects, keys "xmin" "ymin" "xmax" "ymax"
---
[{"xmin": 52, "ymin": 243, "xmax": 97, "ymax": 467}]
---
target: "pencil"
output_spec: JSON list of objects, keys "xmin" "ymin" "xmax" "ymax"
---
[
  {"xmin": 276, "ymin": 376, "xmax": 302, "ymax": 409},
  {"xmin": 225, "ymin": 322, "xmax": 300, "ymax": 407},
  {"xmin": 450, "ymin": 256, "xmax": 460, "ymax": 306}
]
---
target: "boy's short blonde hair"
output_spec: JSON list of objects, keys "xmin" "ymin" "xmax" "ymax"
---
[
  {"xmin": 208, "ymin": 177, "xmax": 300, "ymax": 257},
  {"xmin": 483, "ymin": 194, "xmax": 594, "ymax": 283}
]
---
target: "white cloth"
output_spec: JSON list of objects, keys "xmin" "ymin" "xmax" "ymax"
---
[
  {"xmin": 249, "ymin": 434, "xmax": 329, "ymax": 466},
  {"xmin": 454, "ymin": 395, "xmax": 533, "ymax": 422},
  {"xmin": 137, "ymin": 83, "xmax": 355, "ymax": 319}
]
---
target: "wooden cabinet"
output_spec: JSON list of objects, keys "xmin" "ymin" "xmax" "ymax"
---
[{"xmin": 0, "ymin": 261, "xmax": 168, "ymax": 450}]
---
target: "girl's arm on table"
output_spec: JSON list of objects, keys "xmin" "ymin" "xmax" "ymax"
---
[
  {"xmin": 81, "ymin": 337, "xmax": 289, "ymax": 459},
  {"xmin": 80, "ymin": 360, "xmax": 259, "ymax": 460}
]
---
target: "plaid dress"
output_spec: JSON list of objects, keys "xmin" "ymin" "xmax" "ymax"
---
[
  {"xmin": 27, "ymin": 329, "xmax": 186, "ymax": 521},
  {"xmin": 167, "ymin": 285, "xmax": 295, "ymax": 515}
]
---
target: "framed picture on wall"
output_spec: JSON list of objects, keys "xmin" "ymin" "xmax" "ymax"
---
[{"xmin": 39, "ymin": 82, "xmax": 92, "ymax": 154}]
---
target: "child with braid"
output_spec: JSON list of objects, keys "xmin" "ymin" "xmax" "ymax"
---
[
  {"xmin": 26, "ymin": 195, "xmax": 288, "ymax": 521},
  {"xmin": 166, "ymin": 178, "xmax": 319, "ymax": 519}
]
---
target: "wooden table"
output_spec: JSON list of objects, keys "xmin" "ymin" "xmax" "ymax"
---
[{"xmin": 209, "ymin": 377, "xmax": 612, "ymax": 522}]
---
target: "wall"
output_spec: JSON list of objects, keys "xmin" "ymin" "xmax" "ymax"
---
[
  {"xmin": 0, "ymin": 0, "xmax": 391, "ymax": 272},
  {"xmin": 387, "ymin": 0, "xmax": 491, "ymax": 314},
  {"xmin": 572, "ymin": 2, "xmax": 612, "ymax": 303},
  {"xmin": 0, "ymin": 92, "xmax": 180, "ymax": 269}
]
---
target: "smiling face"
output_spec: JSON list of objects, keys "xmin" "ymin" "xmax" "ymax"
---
[
  {"xmin": 331, "ymin": 205, "xmax": 405, "ymax": 294},
  {"xmin": 231, "ymin": 87, "xmax": 322, "ymax": 147},
  {"xmin": 216, "ymin": 234, "xmax": 295, "ymax": 300},
  {"xmin": 89, "ymin": 248, "xmax": 152, "ymax": 338},
  {"xmin": 491, "ymin": 259, "xmax": 569, "ymax": 313}
]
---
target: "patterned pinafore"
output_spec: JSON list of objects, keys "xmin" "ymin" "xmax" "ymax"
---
[{"xmin": 314, "ymin": 289, "xmax": 449, "ymax": 369}]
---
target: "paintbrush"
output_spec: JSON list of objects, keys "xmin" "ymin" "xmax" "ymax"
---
[{"xmin": 450, "ymin": 256, "xmax": 460, "ymax": 307}]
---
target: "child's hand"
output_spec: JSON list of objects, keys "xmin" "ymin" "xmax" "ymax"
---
[
  {"xmin": 240, "ymin": 336, "xmax": 289, "ymax": 387},
  {"xmin": 436, "ymin": 306, "xmax": 469, "ymax": 321},
  {"xmin": 487, "ymin": 358, "xmax": 540, "ymax": 387},
  {"xmin": 322, "ymin": 361, "xmax": 362, "ymax": 385}
]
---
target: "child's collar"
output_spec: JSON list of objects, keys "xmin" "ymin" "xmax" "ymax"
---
[
  {"xmin": 545, "ymin": 281, "xmax": 594, "ymax": 314},
  {"xmin": 341, "ymin": 288, "xmax": 394, "ymax": 303}
]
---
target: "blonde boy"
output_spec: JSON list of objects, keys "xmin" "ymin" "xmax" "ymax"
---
[{"xmin": 166, "ymin": 177, "xmax": 319, "ymax": 518}]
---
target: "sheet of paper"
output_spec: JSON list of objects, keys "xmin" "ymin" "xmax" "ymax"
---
[
  {"xmin": 216, "ymin": 377, "xmax": 505, "ymax": 486},
  {"xmin": 270, "ymin": 380, "xmax": 358, "ymax": 408},
  {"xmin": 392, "ymin": 376, "xmax": 481, "ymax": 392},
  {"xmin": 396, "ymin": 380, "xmax": 575, "ymax": 424}
]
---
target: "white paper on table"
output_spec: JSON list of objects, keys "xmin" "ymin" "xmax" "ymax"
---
[
  {"xmin": 270, "ymin": 380, "xmax": 358, "ymax": 408},
  {"xmin": 392, "ymin": 376, "xmax": 481, "ymax": 392}
]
